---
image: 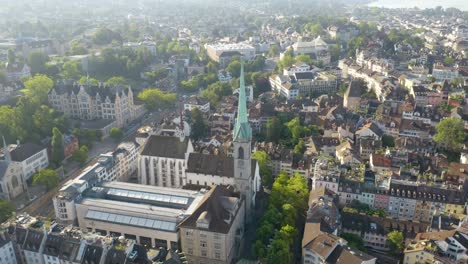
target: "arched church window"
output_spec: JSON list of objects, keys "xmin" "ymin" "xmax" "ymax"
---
[
  {"xmin": 11, "ymin": 175, "xmax": 19, "ymax": 188},
  {"xmin": 238, "ymin": 147, "xmax": 244, "ymax": 159}
]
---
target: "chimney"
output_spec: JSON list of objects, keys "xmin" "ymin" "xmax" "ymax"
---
[{"xmin": 16, "ymin": 139, "xmax": 20, "ymax": 146}]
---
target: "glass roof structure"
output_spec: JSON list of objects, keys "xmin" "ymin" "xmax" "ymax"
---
[
  {"xmin": 85, "ymin": 210, "xmax": 177, "ymax": 232},
  {"xmin": 106, "ymin": 188, "xmax": 189, "ymax": 206}
]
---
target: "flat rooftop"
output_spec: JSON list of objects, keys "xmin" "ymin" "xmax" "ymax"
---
[{"xmin": 78, "ymin": 182, "xmax": 205, "ymax": 231}]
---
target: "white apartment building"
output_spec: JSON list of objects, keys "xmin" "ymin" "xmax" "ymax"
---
[
  {"xmin": 138, "ymin": 135, "xmax": 193, "ymax": 188},
  {"xmin": 53, "ymin": 141, "xmax": 139, "ymax": 224},
  {"xmin": 48, "ymin": 84, "xmax": 137, "ymax": 128},
  {"xmin": 205, "ymin": 43, "xmax": 255, "ymax": 66},
  {"xmin": 184, "ymin": 96, "xmax": 211, "ymax": 113},
  {"xmin": 432, "ymin": 65, "xmax": 459, "ymax": 81},
  {"xmin": 0, "ymin": 233, "xmax": 17, "ymax": 264},
  {"xmin": 270, "ymin": 72, "xmax": 338, "ymax": 100}
]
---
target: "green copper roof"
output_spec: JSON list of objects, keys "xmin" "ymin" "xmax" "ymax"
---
[{"xmin": 233, "ymin": 62, "xmax": 252, "ymax": 142}]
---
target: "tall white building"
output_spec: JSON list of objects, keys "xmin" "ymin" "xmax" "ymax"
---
[{"xmin": 138, "ymin": 135, "xmax": 193, "ymax": 188}]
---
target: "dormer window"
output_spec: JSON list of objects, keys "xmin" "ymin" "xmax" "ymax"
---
[{"xmin": 196, "ymin": 211, "xmax": 211, "ymax": 229}]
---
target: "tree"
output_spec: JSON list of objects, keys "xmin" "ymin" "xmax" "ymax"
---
[
  {"xmin": 93, "ymin": 27, "xmax": 122, "ymax": 45},
  {"xmin": 190, "ymin": 108, "xmax": 206, "ymax": 141},
  {"xmin": 137, "ymin": 88, "xmax": 177, "ymax": 110},
  {"xmin": 341, "ymin": 233, "xmax": 366, "ymax": 252},
  {"xmin": 252, "ymin": 240, "xmax": 267, "ymax": 259},
  {"xmin": 61, "ymin": 61, "xmax": 83, "ymax": 80},
  {"xmin": 79, "ymin": 76, "xmax": 99, "ymax": 86},
  {"xmin": 382, "ymin": 135, "xmax": 395, "ymax": 148},
  {"xmin": 268, "ymin": 45, "xmax": 280, "ymax": 57},
  {"xmin": 387, "ymin": 230, "xmax": 404, "ymax": 256},
  {"xmin": 71, "ymin": 146, "xmax": 89, "ymax": 166},
  {"xmin": 443, "ymin": 57, "xmax": 455, "ymax": 65},
  {"xmin": 23, "ymin": 75, "xmax": 54, "ymax": 105},
  {"xmin": 226, "ymin": 60, "xmax": 242, "ymax": 78},
  {"xmin": 294, "ymin": 139, "xmax": 306, "ymax": 154},
  {"xmin": 267, "ymin": 238, "xmax": 291, "ymax": 264},
  {"xmin": 106, "ymin": 76, "xmax": 128, "ymax": 87},
  {"xmin": 110, "ymin": 127, "xmax": 124, "ymax": 141},
  {"xmin": 0, "ymin": 200, "xmax": 15, "ymax": 222},
  {"xmin": 251, "ymin": 72, "xmax": 270, "ymax": 96},
  {"xmin": 305, "ymin": 23, "xmax": 323, "ymax": 37},
  {"xmin": 33, "ymin": 169, "xmax": 60, "ymax": 190},
  {"xmin": 266, "ymin": 117, "xmax": 282, "ymax": 143},
  {"xmin": 7, "ymin": 49, "xmax": 15, "ymax": 65},
  {"xmin": 252, "ymin": 151, "xmax": 273, "ymax": 186},
  {"xmin": 51, "ymin": 127, "xmax": 64, "ymax": 167},
  {"xmin": 434, "ymin": 118, "xmax": 465, "ymax": 151},
  {"xmin": 296, "ymin": 54, "xmax": 312, "ymax": 65},
  {"xmin": 28, "ymin": 51, "xmax": 49, "ymax": 74}
]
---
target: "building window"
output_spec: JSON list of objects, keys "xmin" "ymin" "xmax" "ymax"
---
[
  {"xmin": 201, "ymin": 250, "xmax": 207, "ymax": 257},
  {"xmin": 200, "ymin": 241, "xmax": 207, "ymax": 248},
  {"xmin": 215, "ymin": 251, "xmax": 221, "ymax": 259},
  {"xmin": 155, "ymin": 239, "xmax": 167, "ymax": 248}
]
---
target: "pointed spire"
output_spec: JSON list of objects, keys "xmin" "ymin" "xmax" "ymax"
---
[
  {"xmin": 2, "ymin": 136, "xmax": 10, "ymax": 162},
  {"xmin": 233, "ymin": 61, "xmax": 252, "ymax": 142}
]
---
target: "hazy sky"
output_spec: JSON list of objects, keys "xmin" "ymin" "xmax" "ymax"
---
[{"xmin": 368, "ymin": 0, "xmax": 468, "ymax": 11}]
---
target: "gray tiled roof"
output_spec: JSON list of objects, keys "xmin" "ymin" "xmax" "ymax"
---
[{"xmin": 140, "ymin": 136, "xmax": 189, "ymax": 159}]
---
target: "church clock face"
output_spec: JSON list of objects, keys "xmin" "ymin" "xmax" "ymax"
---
[{"xmin": 238, "ymin": 160, "xmax": 244, "ymax": 167}]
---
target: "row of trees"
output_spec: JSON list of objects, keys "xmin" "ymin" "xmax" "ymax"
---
[{"xmin": 253, "ymin": 172, "xmax": 309, "ymax": 263}]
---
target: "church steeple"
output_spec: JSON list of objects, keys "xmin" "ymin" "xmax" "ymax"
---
[
  {"xmin": 2, "ymin": 136, "xmax": 10, "ymax": 162},
  {"xmin": 233, "ymin": 62, "xmax": 252, "ymax": 142}
]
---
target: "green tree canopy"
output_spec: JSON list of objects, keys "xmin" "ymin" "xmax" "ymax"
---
[
  {"xmin": 387, "ymin": 230, "xmax": 404, "ymax": 256},
  {"xmin": 93, "ymin": 27, "xmax": 122, "ymax": 45},
  {"xmin": 137, "ymin": 88, "xmax": 176, "ymax": 110},
  {"xmin": 294, "ymin": 139, "xmax": 306, "ymax": 154},
  {"xmin": 33, "ymin": 169, "xmax": 60, "ymax": 190},
  {"xmin": 71, "ymin": 145, "xmax": 89, "ymax": 166},
  {"xmin": 51, "ymin": 127, "xmax": 64, "ymax": 167},
  {"xmin": 23, "ymin": 74, "xmax": 54, "ymax": 105},
  {"xmin": 106, "ymin": 76, "xmax": 129, "ymax": 87},
  {"xmin": 0, "ymin": 200, "xmax": 15, "ymax": 222},
  {"xmin": 252, "ymin": 150, "xmax": 273, "ymax": 186},
  {"xmin": 28, "ymin": 51, "xmax": 49, "ymax": 74},
  {"xmin": 434, "ymin": 117, "xmax": 465, "ymax": 151},
  {"xmin": 110, "ymin": 127, "xmax": 124, "ymax": 141},
  {"xmin": 61, "ymin": 61, "xmax": 83, "ymax": 80},
  {"xmin": 78, "ymin": 76, "xmax": 99, "ymax": 86},
  {"xmin": 190, "ymin": 108, "xmax": 207, "ymax": 141},
  {"xmin": 268, "ymin": 44, "xmax": 280, "ymax": 57},
  {"xmin": 226, "ymin": 60, "xmax": 242, "ymax": 78},
  {"xmin": 382, "ymin": 135, "xmax": 395, "ymax": 148},
  {"xmin": 266, "ymin": 117, "xmax": 282, "ymax": 143}
]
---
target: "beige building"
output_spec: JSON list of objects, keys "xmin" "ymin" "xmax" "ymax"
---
[
  {"xmin": 48, "ymin": 83, "xmax": 137, "ymax": 128},
  {"xmin": 179, "ymin": 186, "xmax": 245, "ymax": 264}
]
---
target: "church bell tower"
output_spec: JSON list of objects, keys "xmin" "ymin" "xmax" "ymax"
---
[{"xmin": 233, "ymin": 62, "xmax": 253, "ymax": 214}]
